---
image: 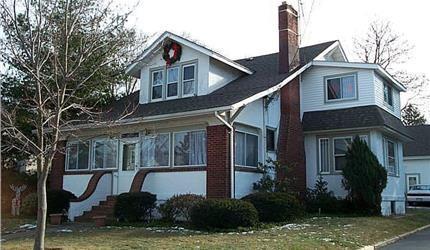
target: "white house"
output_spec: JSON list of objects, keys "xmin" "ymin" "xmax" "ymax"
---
[
  {"xmin": 50, "ymin": 2, "xmax": 412, "ymax": 221},
  {"xmin": 403, "ymin": 125, "xmax": 430, "ymax": 191}
]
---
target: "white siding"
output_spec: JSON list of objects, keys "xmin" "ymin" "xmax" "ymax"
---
[
  {"xmin": 404, "ymin": 157, "xmax": 430, "ymax": 191},
  {"xmin": 300, "ymin": 66, "xmax": 376, "ymax": 117},
  {"xmin": 63, "ymin": 175, "xmax": 92, "ymax": 197},
  {"xmin": 141, "ymin": 171, "xmax": 206, "ymax": 200},
  {"xmin": 139, "ymin": 44, "xmax": 210, "ymax": 104},
  {"xmin": 374, "ymin": 73, "xmax": 401, "ymax": 118},
  {"xmin": 208, "ymin": 58, "xmax": 242, "ymax": 94},
  {"xmin": 235, "ymin": 172, "xmax": 263, "ymax": 198}
]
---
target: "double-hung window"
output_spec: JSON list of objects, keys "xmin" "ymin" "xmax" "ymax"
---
[
  {"xmin": 167, "ymin": 67, "xmax": 179, "ymax": 98},
  {"xmin": 92, "ymin": 139, "xmax": 118, "ymax": 169},
  {"xmin": 326, "ymin": 74, "xmax": 356, "ymax": 101},
  {"xmin": 383, "ymin": 83, "xmax": 393, "ymax": 106},
  {"xmin": 333, "ymin": 137, "xmax": 352, "ymax": 172},
  {"xmin": 141, "ymin": 133, "xmax": 170, "ymax": 167},
  {"xmin": 235, "ymin": 131, "xmax": 258, "ymax": 167},
  {"xmin": 174, "ymin": 130, "xmax": 206, "ymax": 166},
  {"xmin": 384, "ymin": 138, "xmax": 397, "ymax": 175},
  {"xmin": 66, "ymin": 141, "xmax": 89, "ymax": 170},
  {"xmin": 182, "ymin": 64, "xmax": 196, "ymax": 97},
  {"xmin": 151, "ymin": 70, "xmax": 164, "ymax": 100}
]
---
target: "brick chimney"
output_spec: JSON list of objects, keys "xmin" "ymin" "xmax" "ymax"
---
[{"xmin": 278, "ymin": 1, "xmax": 299, "ymax": 73}]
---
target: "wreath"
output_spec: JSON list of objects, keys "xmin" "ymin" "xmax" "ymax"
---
[{"xmin": 162, "ymin": 41, "xmax": 182, "ymax": 66}]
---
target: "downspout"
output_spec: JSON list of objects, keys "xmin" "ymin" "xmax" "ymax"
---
[{"xmin": 214, "ymin": 110, "xmax": 236, "ymax": 199}]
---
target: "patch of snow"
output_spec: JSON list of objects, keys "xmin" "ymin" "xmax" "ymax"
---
[
  {"xmin": 57, "ymin": 229, "xmax": 73, "ymax": 233},
  {"xmin": 19, "ymin": 224, "xmax": 36, "ymax": 230}
]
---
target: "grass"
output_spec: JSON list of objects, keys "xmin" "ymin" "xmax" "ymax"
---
[
  {"xmin": 2, "ymin": 209, "xmax": 430, "ymax": 249},
  {"xmin": 1, "ymin": 215, "xmax": 36, "ymax": 233}
]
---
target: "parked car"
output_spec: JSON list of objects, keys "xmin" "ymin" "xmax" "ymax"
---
[{"xmin": 407, "ymin": 185, "xmax": 430, "ymax": 206}]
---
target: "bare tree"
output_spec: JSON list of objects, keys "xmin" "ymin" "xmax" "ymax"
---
[
  {"xmin": 0, "ymin": 0, "xmax": 140, "ymax": 248},
  {"xmin": 354, "ymin": 20, "xmax": 412, "ymax": 70}
]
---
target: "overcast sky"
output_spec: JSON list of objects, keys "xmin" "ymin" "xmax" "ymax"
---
[{"xmin": 123, "ymin": 0, "xmax": 430, "ymax": 119}]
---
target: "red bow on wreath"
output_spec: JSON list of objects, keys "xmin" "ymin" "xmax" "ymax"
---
[{"xmin": 162, "ymin": 42, "xmax": 182, "ymax": 66}]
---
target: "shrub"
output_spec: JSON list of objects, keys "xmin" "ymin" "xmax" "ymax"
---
[
  {"xmin": 114, "ymin": 192, "xmax": 156, "ymax": 222},
  {"xmin": 242, "ymin": 192, "xmax": 303, "ymax": 222},
  {"xmin": 190, "ymin": 199, "xmax": 258, "ymax": 229},
  {"xmin": 160, "ymin": 194, "xmax": 205, "ymax": 222},
  {"xmin": 342, "ymin": 136, "xmax": 387, "ymax": 215},
  {"xmin": 305, "ymin": 175, "xmax": 344, "ymax": 214},
  {"xmin": 47, "ymin": 189, "xmax": 77, "ymax": 215},
  {"xmin": 21, "ymin": 193, "xmax": 38, "ymax": 216},
  {"xmin": 253, "ymin": 159, "xmax": 292, "ymax": 193}
]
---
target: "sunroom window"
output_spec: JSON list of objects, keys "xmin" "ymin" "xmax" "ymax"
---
[
  {"xmin": 141, "ymin": 134, "xmax": 170, "ymax": 167},
  {"xmin": 182, "ymin": 64, "xmax": 195, "ymax": 96},
  {"xmin": 235, "ymin": 131, "xmax": 258, "ymax": 167},
  {"xmin": 174, "ymin": 130, "xmax": 206, "ymax": 166},
  {"xmin": 326, "ymin": 75, "xmax": 356, "ymax": 101},
  {"xmin": 92, "ymin": 139, "xmax": 118, "ymax": 169},
  {"xmin": 66, "ymin": 141, "xmax": 89, "ymax": 170}
]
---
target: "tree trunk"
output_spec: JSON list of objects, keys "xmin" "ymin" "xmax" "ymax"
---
[{"xmin": 34, "ymin": 158, "xmax": 49, "ymax": 250}]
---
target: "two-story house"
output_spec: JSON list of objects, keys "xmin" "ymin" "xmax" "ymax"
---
[{"xmin": 51, "ymin": 2, "xmax": 412, "ymax": 221}]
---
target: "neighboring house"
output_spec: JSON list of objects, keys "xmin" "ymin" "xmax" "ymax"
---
[
  {"xmin": 403, "ymin": 125, "xmax": 430, "ymax": 191},
  {"xmin": 50, "ymin": 2, "xmax": 412, "ymax": 220}
]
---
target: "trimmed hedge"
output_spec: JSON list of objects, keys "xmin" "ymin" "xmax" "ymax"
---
[
  {"xmin": 114, "ymin": 192, "xmax": 156, "ymax": 222},
  {"xmin": 47, "ymin": 189, "xmax": 77, "ymax": 215},
  {"xmin": 242, "ymin": 192, "xmax": 303, "ymax": 222},
  {"xmin": 190, "ymin": 199, "xmax": 258, "ymax": 229},
  {"xmin": 160, "ymin": 194, "xmax": 205, "ymax": 222}
]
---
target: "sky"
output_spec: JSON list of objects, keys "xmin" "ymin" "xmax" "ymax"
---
[{"xmin": 121, "ymin": 0, "xmax": 430, "ymax": 119}]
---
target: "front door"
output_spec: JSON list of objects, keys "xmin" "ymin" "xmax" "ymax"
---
[
  {"xmin": 115, "ymin": 139, "xmax": 139, "ymax": 194},
  {"xmin": 406, "ymin": 174, "xmax": 420, "ymax": 191}
]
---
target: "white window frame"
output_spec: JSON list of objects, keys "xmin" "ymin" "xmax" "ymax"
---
[
  {"xmin": 91, "ymin": 138, "xmax": 119, "ymax": 170},
  {"xmin": 332, "ymin": 136, "xmax": 353, "ymax": 173},
  {"xmin": 166, "ymin": 66, "xmax": 179, "ymax": 100},
  {"xmin": 383, "ymin": 83, "xmax": 393, "ymax": 107},
  {"xmin": 384, "ymin": 138, "xmax": 398, "ymax": 176},
  {"xmin": 318, "ymin": 138, "xmax": 330, "ymax": 174},
  {"xmin": 235, "ymin": 130, "xmax": 259, "ymax": 168},
  {"xmin": 325, "ymin": 74, "xmax": 357, "ymax": 102},
  {"xmin": 181, "ymin": 63, "xmax": 196, "ymax": 97},
  {"xmin": 173, "ymin": 129, "xmax": 207, "ymax": 167},
  {"xmin": 150, "ymin": 69, "xmax": 164, "ymax": 101},
  {"xmin": 65, "ymin": 141, "xmax": 90, "ymax": 171},
  {"xmin": 140, "ymin": 132, "xmax": 171, "ymax": 168}
]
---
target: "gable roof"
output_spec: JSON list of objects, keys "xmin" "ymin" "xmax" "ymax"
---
[
  {"xmin": 302, "ymin": 105, "xmax": 413, "ymax": 139},
  {"xmin": 126, "ymin": 31, "xmax": 253, "ymax": 78},
  {"xmin": 101, "ymin": 40, "xmax": 338, "ymax": 122},
  {"xmin": 403, "ymin": 125, "xmax": 430, "ymax": 157}
]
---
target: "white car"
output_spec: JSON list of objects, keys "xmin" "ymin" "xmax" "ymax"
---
[{"xmin": 407, "ymin": 184, "xmax": 430, "ymax": 205}]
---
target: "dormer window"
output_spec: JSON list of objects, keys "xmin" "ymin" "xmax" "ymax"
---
[
  {"xmin": 182, "ymin": 64, "xmax": 196, "ymax": 97},
  {"xmin": 150, "ymin": 62, "xmax": 197, "ymax": 101},
  {"xmin": 167, "ymin": 67, "xmax": 179, "ymax": 98},
  {"xmin": 383, "ymin": 83, "xmax": 393, "ymax": 106},
  {"xmin": 151, "ymin": 70, "xmax": 163, "ymax": 100},
  {"xmin": 325, "ymin": 74, "xmax": 357, "ymax": 102}
]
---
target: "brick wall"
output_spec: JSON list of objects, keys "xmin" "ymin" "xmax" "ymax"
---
[
  {"xmin": 277, "ymin": 77, "xmax": 307, "ymax": 196},
  {"xmin": 206, "ymin": 125, "xmax": 231, "ymax": 198},
  {"xmin": 49, "ymin": 141, "xmax": 66, "ymax": 190}
]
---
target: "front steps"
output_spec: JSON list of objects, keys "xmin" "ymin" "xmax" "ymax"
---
[{"xmin": 74, "ymin": 195, "xmax": 117, "ymax": 222}]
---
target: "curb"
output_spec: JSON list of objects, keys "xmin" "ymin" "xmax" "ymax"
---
[{"xmin": 359, "ymin": 224, "xmax": 430, "ymax": 250}]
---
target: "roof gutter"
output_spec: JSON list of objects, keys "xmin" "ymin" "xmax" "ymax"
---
[{"xmin": 60, "ymin": 105, "xmax": 233, "ymax": 133}]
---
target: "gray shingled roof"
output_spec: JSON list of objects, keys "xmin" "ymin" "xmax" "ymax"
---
[
  {"xmin": 302, "ymin": 105, "xmax": 413, "ymax": 139},
  {"xmin": 103, "ymin": 41, "xmax": 337, "ymax": 120},
  {"xmin": 403, "ymin": 125, "xmax": 430, "ymax": 157}
]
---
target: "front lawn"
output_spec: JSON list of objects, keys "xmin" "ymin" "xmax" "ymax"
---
[{"xmin": 2, "ymin": 209, "xmax": 430, "ymax": 249}]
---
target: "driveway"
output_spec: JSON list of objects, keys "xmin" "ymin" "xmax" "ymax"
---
[{"xmin": 381, "ymin": 227, "xmax": 430, "ymax": 250}]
